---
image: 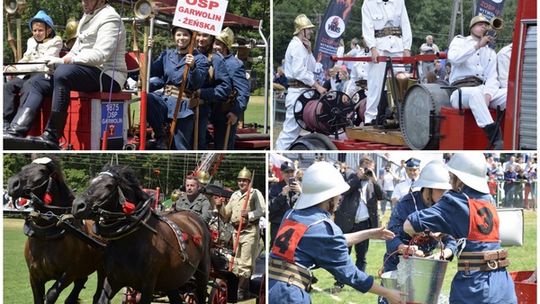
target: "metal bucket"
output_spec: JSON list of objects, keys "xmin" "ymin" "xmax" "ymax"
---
[
  {"xmin": 398, "ymin": 256, "xmax": 449, "ymax": 304},
  {"xmin": 381, "ymin": 270, "xmax": 399, "ymax": 291}
]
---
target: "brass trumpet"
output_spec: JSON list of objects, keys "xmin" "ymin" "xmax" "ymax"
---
[
  {"xmin": 490, "ymin": 16, "xmax": 504, "ymax": 31},
  {"xmin": 487, "ymin": 16, "xmax": 504, "ymax": 38}
]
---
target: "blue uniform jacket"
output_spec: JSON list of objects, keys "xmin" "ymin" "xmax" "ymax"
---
[
  {"xmin": 222, "ymin": 54, "xmax": 250, "ymax": 116},
  {"xmin": 199, "ymin": 51, "xmax": 232, "ymax": 107},
  {"xmin": 150, "ymin": 49, "xmax": 209, "ymax": 119},
  {"xmin": 407, "ymin": 186, "xmax": 517, "ymax": 304},
  {"xmin": 268, "ymin": 207, "xmax": 374, "ymax": 304},
  {"xmin": 383, "ymin": 191, "xmax": 457, "ymax": 272}
]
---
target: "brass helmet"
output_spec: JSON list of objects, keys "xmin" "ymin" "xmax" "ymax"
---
[
  {"xmin": 197, "ymin": 170, "xmax": 210, "ymax": 185},
  {"xmin": 469, "ymin": 14, "xmax": 489, "ymax": 30},
  {"xmin": 237, "ymin": 167, "xmax": 252, "ymax": 180},
  {"xmin": 64, "ymin": 18, "xmax": 79, "ymax": 41},
  {"xmin": 216, "ymin": 27, "xmax": 234, "ymax": 51},
  {"xmin": 170, "ymin": 189, "xmax": 181, "ymax": 201},
  {"xmin": 293, "ymin": 14, "xmax": 315, "ymax": 35}
]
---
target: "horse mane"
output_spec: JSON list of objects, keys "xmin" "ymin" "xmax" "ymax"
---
[{"xmin": 101, "ymin": 165, "xmax": 150, "ymax": 204}]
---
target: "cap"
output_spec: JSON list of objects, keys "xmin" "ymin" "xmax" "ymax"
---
[
  {"xmin": 203, "ymin": 184, "xmax": 233, "ymax": 198},
  {"xmin": 280, "ymin": 161, "xmax": 295, "ymax": 173},
  {"xmin": 405, "ymin": 158, "xmax": 421, "ymax": 168},
  {"xmin": 469, "ymin": 14, "xmax": 490, "ymax": 30},
  {"xmin": 293, "ymin": 14, "xmax": 315, "ymax": 35}
]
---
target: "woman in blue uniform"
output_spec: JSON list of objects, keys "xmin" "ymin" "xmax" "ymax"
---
[
  {"xmin": 379, "ymin": 160, "xmax": 457, "ymax": 304},
  {"xmin": 268, "ymin": 161, "xmax": 404, "ymax": 304},
  {"xmin": 404, "ymin": 153, "xmax": 517, "ymax": 303},
  {"xmin": 147, "ymin": 26, "xmax": 209, "ymax": 149}
]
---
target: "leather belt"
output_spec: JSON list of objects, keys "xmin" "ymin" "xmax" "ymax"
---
[
  {"xmin": 374, "ymin": 27, "xmax": 402, "ymax": 38},
  {"xmin": 232, "ymin": 221, "xmax": 254, "ymax": 231},
  {"xmin": 164, "ymin": 85, "xmax": 193, "ymax": 99},
  {"xmin": 458, "ymin": 249, "xmax": 510, "ymax": 272},
  {"xmin": 287, "ymin": 79, "xmax": 311, "ymax": 89},
  {"xmin": 268, "ymin": 258, "xmax": 313, "ymax": 291},
  {"xmin": 451, "ymin": 76, "xmax": 484, "ymax": 88}
]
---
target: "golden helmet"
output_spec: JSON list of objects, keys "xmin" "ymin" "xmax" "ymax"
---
[
  {"xmin": 293, "ymin": 14, "xmax": 315, "ymax": 35},
  {"xmin": 65, "ymin": 18, "xmax": 79, "ymax": 41},
  {"xmin": 469, "ymin": 14, "xmax": 489, "ymax": 30},
  {"xmin": 237, "ymin": 167, "xmax": 252, "ymax": 180},
  {"xmin": 216, "ymin": 27, "xmax": 234, "ymax": 51},
  {"xmin": 197, "ymin": 170, "xmax": 210, "ymax": 184},
  {"xmin": 170, "ymin": 189, "xmax": 181, "ymax": 201}
]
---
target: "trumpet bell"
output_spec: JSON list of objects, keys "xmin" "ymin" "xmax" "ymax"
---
[{"xmin": 490, "ymin": 16, "xmax": 504, "ymax": 31}]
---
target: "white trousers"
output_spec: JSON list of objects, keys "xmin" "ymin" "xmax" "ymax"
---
[
  {"xmin": 365, "ymin": 50, "xmax": 404, "ymax": 123},
  {"xmin": 450, "ymin": 85, "xmax": 507, "ymax": 127},
  {"xmin": 275, "ymin": 88, "xmax": 305, "ymax": 150}
]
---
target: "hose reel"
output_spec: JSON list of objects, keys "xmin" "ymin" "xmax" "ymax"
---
[{"xmin": 293, "ymin": 90, "xmax": 356, "ymax": 136}]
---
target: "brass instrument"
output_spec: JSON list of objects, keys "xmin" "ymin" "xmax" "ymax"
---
[{"xmin": 487, "ymin": 16, "xmax": 504, "ymax": 39}]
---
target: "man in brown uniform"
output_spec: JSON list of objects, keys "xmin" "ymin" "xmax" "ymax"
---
[{"xmin": 221, "ymin": 167, "xmax": 266, "ymax": 300}]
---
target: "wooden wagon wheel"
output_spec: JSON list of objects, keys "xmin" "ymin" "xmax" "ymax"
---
[{"xmin": 208, "ymin": 278, "xmax": 228, "ymax": 304}]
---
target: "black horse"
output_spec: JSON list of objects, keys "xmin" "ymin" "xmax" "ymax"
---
[
  {"xmin": 7, "ymin": 157, "xmax": 105, "ymax": 304},
  {"xmin": 72, "ymin": 165, "xmax": 211, "ymax": 304}
]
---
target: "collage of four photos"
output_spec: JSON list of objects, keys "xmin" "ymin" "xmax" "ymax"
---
[{"xmin": 2, "ymin": 0, "xmax": 538, "ymax": 303}]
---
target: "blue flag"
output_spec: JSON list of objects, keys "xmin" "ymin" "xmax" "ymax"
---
[{"xmin": 313, "ymin": 0, "xmax": 358, "ymax": 72}]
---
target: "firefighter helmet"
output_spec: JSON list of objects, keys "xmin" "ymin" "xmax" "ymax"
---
[
  {"xmin": 294, "ymin": 161, "xmax": 350, "ymax": 210},
  {"xmin": 293, "ymin": 14, "xmax": 315, "ymax": 35},
  {"xmin": 237, "ymin": 167, "xmax": 252, "ymax": 180}
]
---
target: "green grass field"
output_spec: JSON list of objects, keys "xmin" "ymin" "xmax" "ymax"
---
[{"xmin": 309, "ymin": 210, "xmax": 537, "ymax": 303}]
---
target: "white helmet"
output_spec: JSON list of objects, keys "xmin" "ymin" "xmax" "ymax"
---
[
  {"xmin": 294, "ymin": 162, "xmax": 350, "ymax": 210},
  {"xmin": 447, "ymin": 153, "xmax": 489, "ymax": 193},
  {"xmin": 414, "ymin": 160, "xmax": 451, "ymax": 190}
]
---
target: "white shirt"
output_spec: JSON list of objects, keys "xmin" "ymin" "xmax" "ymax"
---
[
  {"xmin": 355, "ymin": 181, "xmax": 370, "ymax": 223},
  {"xmin": 336, "ymin": 45, "xmax": 345, "ymax": 66},
  {"xmin": 284, "ymin": 36, "xmax": 317, "ymax": 86},
  {"xmin": 382, "ymin": 172, "xmax": 395, "ymax": 191},
  {"xmin": 419, "ymin": 42, "xmax": 440, "ymax": 54},
  {"xmin": 362, "ymin": 0, "xmax": 412, "ymax": 52},
  {"xmin": 497, "ymin": 43, "xmax": 512, "ymax": 88},
  {"xmin": 448, "ymin": 35, "xmax": 500, "ymax": 97},
  {"xmin": 391, "ymin": 178, "xmax": 419, "ymax": 201}
]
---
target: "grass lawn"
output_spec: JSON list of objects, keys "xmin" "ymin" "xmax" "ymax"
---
[
  {"xmin": 4, "ymin": 218, "xmax": 258, "ymax": 304},
  {"xmin": 128, "ymin": 95, "xmax": 268, "ymax": 133},
  {"xmin": 309, "ymin": 210, "xmax": 537, "ymax": 303}
]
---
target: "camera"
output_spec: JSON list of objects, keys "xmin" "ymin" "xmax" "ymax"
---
[
  {"xmin": 364, "ymin": 168, "xmax": 373, "ymax": 176},
  {"xmin": 288, "ymin": 177, "xmax": 297, "ymax": 186}
]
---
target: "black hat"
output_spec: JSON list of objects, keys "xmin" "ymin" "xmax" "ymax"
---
[
  {"xmin": 405, "ymin": 158, "xmax": 421, "ymax": 168},
  {"xmin": 203, "ymin": 184, "xmax": 232, "ymax": 198},
  {"xmin": 280, "ymin": 162, "xmax": 295, "ymax": 172}
]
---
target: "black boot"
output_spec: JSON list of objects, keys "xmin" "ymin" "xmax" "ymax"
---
[
  {"xmin": 151, "ymin": 124, "xmax": 169, "ymax": 150},
  {"xmin": 237, "ymin": 277, "xmax": 250, "ymax": 301},
  {"xmin": 4, "ymin": 107, "xmax": 37, "ymax": 138},
  {"xmin": 35, "ymin": 111, "xmax": 68, "ymax": 149},
  {"xmin": 483, "ymin": 123, "xmax": 503, "ymax": 150}
]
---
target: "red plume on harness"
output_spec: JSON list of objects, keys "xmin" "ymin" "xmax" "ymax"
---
[
  {"xmin": 122, "ymin": 201, "xmax": 136, "ymax": 215},
  {"xmin": 43, "ymin": 192, "xmax": 53, "ymax": 205}
]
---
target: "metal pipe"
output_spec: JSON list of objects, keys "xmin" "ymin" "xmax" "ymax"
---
[{"xmin": 258, "ymin": 20, "xmax": 269, "ymax": 134}]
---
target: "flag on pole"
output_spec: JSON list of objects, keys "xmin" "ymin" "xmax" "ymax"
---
[{"xmin": 313, "ymin": 0, "xmax": 358, "ymax": 72}]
